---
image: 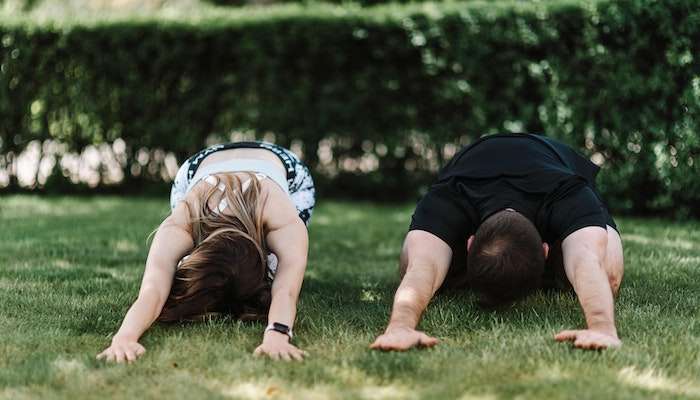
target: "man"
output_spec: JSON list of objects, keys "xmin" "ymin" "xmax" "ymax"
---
[{"xmin": 370, "ymin": 133, "xmax": 624, "ymax": 351}]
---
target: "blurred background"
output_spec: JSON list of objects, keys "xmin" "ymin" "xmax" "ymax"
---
[{"xmin": 0, "ymin": 0, "xmax": 698, "ymax": 216}]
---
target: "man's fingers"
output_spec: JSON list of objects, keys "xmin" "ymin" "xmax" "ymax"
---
[
  {"xmin": 568, "ymin": 333, "xmax": 620, "ymax": 350},
  {"xmin": 369, "ymin": 336, "xmax": 384, "ymax": 349},
  {"xmin": 380, "ymin": 343, "xmax": 409, "ymax": 352},
  {"xmin": 419, "ymin": 334, "xmax": 439, "ymax": 347},
  {"xmin": 253, "ymin": 347, "xmax": 263, "ymax": 357},
  {"xmin": 372, "ymin": 340, "xmax": 394, "ymax": 351},
  {"xmin": 371, "ymin": 342, "xmax": 393, "ymax": 351},
  {"xmin": 554, "ymin": 330, "xmax": 580, "ymax": 342},
  {"xmin": 575, "ymin": 339, "xmax": 601, "ymax": 350},
  {"xmin": 279, "ymin": 352, "xmax": 292, "ymax": 362},
  {"xmin": 125, "ymin": 350, "xmax": 136, "ymax": 363},
  {"xmin": 96, "ymin": 351, "xmax": 107, "ymax": 360},
  {"xmin": 370, "ymin": 338, "xmax": 388, "ymax": 350}
]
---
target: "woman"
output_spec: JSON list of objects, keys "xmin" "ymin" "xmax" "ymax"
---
[{"xmin": 97, "ymin": 141, "xmax": 315, "ymax": 362}]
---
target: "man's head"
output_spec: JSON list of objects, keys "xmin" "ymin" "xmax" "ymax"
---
[{"xmin": 466, "ymin": 209, "xmax": 549, "ymax": 307}]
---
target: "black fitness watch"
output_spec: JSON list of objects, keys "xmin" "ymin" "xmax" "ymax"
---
[{"xmin": 265, "ymin": 322, "xmax": 293, "ymax": 340}]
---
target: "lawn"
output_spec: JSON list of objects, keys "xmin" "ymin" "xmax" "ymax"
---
[{"xmin": 1, "ymin": 195, "xmax": 699, "ymax": 400}]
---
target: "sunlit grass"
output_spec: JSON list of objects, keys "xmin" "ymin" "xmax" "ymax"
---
[{"xmin": 1, "ymin": 195, "xmax": 699, "ymax": 399}]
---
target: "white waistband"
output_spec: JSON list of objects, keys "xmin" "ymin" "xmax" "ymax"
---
[{"xmin": 186, "ymin": 159, "xmax": 289, "ymax": 195}]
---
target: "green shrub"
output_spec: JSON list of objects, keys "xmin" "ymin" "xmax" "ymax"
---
[{"xmin": 0, "ymin": 0, "xmax": 698, "ymax": 216}]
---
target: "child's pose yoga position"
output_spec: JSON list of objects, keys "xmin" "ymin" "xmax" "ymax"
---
[{"xmin": 98, "ymin": 142, "xmax": 315, "ymax": 362}]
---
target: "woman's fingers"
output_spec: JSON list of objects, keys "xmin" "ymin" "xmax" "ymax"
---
[
  {"xmin": 97, "ymin": 342, "xmax": 146, "ymax": 363},
  {"xmin": 100, "ymin": 349, "xmax": 117, "ymax": 363},
  {"xmin": 114, "ymin": 347, "xmax": 127, "ymax": 364},
  {"xmin": 124, "ymin": 348, "xmax": 137, "ymax": 363},
  {"xmin": 290, "ymin": 350, "xmax": 304, "ymax": 361},
  {"xmin": 252, "ymin": 344, "xmax": 307, "ymax": 362},
  {"xmin": 134, "ymin": 344, "xmax": 146, "ymax": 357}
]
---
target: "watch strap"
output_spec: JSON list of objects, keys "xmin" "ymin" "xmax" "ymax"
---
[{"xmin": 265, "ymin": 322, "xmax": 293, "ymax": 339}]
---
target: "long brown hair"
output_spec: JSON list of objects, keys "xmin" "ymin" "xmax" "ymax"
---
[{"xmin": 158, "ymin": 173, "xmax": 272, "ymax": 322}]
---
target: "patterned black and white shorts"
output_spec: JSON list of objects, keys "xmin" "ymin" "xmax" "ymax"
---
[{"xmin": 170, "ymin": 141, "xmax": 315, "ymax": 225}]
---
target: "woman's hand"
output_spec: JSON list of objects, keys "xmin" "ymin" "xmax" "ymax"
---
[
  {"xmin": 253, "ymin": 331, "xmax": 307, "ymax": 361},
  {"xmin": 97, "ymin": 336, "xmax": 146, "ymax": 363}
]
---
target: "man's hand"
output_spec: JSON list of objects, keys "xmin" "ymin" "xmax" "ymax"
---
[
  {"xmin": 371, "ymin": 231, "xmax": 450, "ymax": 352},
  {"xmin": 253, "ymin": 331, "xmax": 307, "ymax": 361},
  {"xmin": 97, "ymin": 336, "xmax": 146, "ymax": 363},
  {"xmin": 370, "ymin": 326, "xmax": 439, "ymax": 351},
  {"xmin": 560, "ymin": 227, "xmax": 621, "ymax": 351},
  {"xmin": 554, "ymin": 329, "xmax": 621, "ymax": 350}
]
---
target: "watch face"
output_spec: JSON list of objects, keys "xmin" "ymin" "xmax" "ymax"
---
[{"xmin": 272, "ymin": 322, "xmax": 290, "ymax": 333}]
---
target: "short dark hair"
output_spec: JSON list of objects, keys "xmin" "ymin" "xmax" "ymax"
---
[{"xmin": 467, "ymin": 210, "xmax": 545, "ymax": 307}]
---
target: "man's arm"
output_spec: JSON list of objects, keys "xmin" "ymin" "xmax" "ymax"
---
[
  {"xmin": 555, "ymin": 226, "xmax": 621, "ymax": 350},
  {"xmin": 370, "ymin": 230, "xmax": 452, "ymax": 351}
]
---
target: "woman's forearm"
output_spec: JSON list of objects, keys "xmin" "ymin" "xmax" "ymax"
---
[
  {"xmin": 113, "ymin": 290, "xmax": 164, "ymax": 341},
  {"xmin": 266, "ymin": 289, "xmax": 298, "ymax": 328}
]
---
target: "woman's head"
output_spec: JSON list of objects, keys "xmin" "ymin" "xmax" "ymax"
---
[
  {"xmin": 158, "ymin": 173, "xmax": 271, "ymax": 322},
  {"xmin": 466, "ymin": 209, "xmax": 548, "ymax": 307}
]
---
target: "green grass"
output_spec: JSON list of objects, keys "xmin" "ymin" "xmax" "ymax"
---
[{"xmin": 1, "ymin": 195, "xmax": 699, "ymax": 399}]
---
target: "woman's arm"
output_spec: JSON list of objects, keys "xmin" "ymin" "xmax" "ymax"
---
[
  {"xmin": 253, "ymin": 188, "xmax": 309, "ymax": 361},
  {"xmin": 97, "ymin": 203, "xmax": 193, "ymax": 363}
]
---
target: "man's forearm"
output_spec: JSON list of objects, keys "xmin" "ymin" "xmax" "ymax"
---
[
  {"xmin": 572, "ymin": 261, "xmax": 617, "ymax": 335},
  {"xmin": 386, "ymin": 264, "xmax": 437, "ymax": 330}
]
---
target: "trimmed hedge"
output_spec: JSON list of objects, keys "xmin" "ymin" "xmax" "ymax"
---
[{"xmin": 1, "ymin": 0, "xmax": 699, "ymax": 216}]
